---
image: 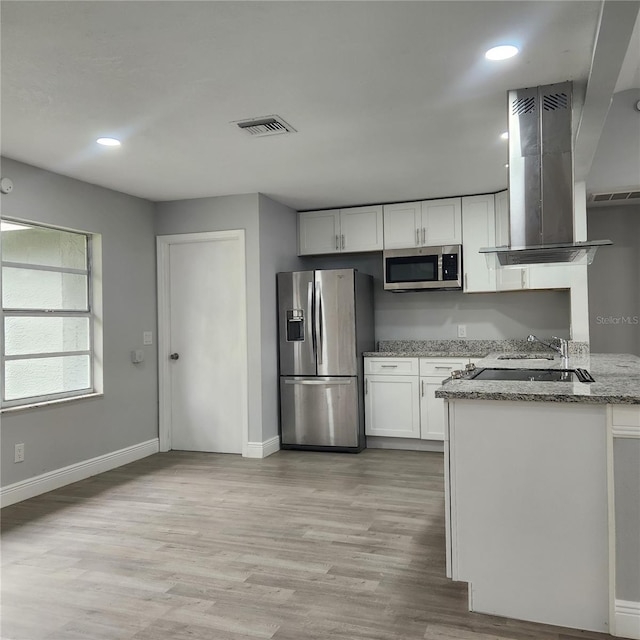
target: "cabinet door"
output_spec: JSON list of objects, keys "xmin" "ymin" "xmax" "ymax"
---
[
  {"xmin": 298, "ymin": 210, "xmax": 340, "ymax": 255},
  {"xmin": 340, "ymin": 205, "xmax": 383, "ymax": 252},
  {"xmin": 364, "ymin": 375, "xmax": 420, "ymax": 438},
  {"xmin": 422, "ymin": 198, "xmax": 462, "ymax": 245},
  {"xmin": 420, "ymin": 377, "xmax": 447, "ymax": 441},
  {"xmin": 527, "ymin": 264, "xmax": 572, "ymax": 290},
  {"xmin": 494, "ymin": 190, "xmax": 528, "ymax": 291},
  {"xmin": 383, "ymin": 202, "xmax": 421, "ymax": 249},
  {"xmin": 462, "ymin": 194, "xmax": 497, "ymax": 293}
]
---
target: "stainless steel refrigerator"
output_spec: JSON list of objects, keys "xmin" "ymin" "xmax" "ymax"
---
[{"xmin": 277, "ymin": 269, "xmax": 374, "ymax": 452}]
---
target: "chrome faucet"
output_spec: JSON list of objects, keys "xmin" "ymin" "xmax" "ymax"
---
[{"xmin": 527, "ymin": 334, "xmax": 569, "ymax": 358}]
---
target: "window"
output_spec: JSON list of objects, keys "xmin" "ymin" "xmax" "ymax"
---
[{"xmin": 1, "ymin": 220, "xmax": 95, "ymax": 407}]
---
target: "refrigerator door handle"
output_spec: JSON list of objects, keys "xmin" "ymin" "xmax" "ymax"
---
[
  {"xmin": 284, "ymin": 378, "xmax": 352, "ymax": 385},
  {"xmin": 315, "ymin": 280, "xmax": 324, "ymax": 365},
  {"xmin": 307, "ymin": 281, "xmax": 316, "ymax": 359}
]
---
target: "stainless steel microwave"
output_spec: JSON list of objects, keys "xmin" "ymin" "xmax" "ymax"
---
[{"xmin": 383, "ymin": 245, "xmax": 462, "ymax": 291}]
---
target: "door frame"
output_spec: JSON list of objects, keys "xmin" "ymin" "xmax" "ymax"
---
[{"xmin": 156, "ymin": 230, "xmax": 249, "ymax": 455}]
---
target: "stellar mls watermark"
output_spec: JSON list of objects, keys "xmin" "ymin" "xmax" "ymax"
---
[{"xmin": 595, "ymin": 315, "xmax": 639, "ymax": 325}]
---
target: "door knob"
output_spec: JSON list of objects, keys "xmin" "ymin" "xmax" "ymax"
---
[{"xmin": 170, "ymin": 353, "xmax": 180, "ymax": 360}]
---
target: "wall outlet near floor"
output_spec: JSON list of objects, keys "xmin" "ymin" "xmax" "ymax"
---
[
  {"xmin": 14, "ymin": 443, "xmax": 25, "ymax": 463},
  {"xmin": 457, "ymin": 324, "xmax": 467, "ymax": 338},
  {"xmin": 143, "ymin": 331, "xmax": 153, "ymax": 346}
]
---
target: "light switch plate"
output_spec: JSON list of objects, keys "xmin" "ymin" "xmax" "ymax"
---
[{"xmin": 143, "ymin": 331, "xmax": 153, "ymax": 345}]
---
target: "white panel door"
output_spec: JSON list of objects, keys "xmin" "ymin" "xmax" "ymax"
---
[
  {"xmin": 462, "ymin": 194, "xmax": 497, "ymax": 293},
  {"xmin": 422, "ymin": 197, "xmax": 462, "ymax": 245},
  {"xmin": 298, "ymin": 210, "xmax": 340, "ymax": 255},
  {"xmin": 420, "ymin": 378, "xmax": 447, "ymax": 441},
  {"xmin": 160, "ymin": 231, "xmax": 247, "ymax": 454},
  {"xmin": 383, "ymin": 202, "xmax": 421, "ymax": 249},
  {"xmin": 340, "ymin": 205, "xmax": 383, "ymax": 252},
  {"xmin": 494, "ymin": 189, "xmax": 528, "ymax": 291},
  {"xmin": 364, "ymin": 375, "xmax": 420, "ymax": 438}
]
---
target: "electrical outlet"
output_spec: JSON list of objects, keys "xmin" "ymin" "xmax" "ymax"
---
[
  {"xmin": 143, "ymin": 331, "xmax": 153, "ymax": 346},
  {"xmin": 14, "ymin": 443, "xmax": 24, "ymax": 463},
  {"xmin": 457, "ymin": 324, "xmax": 467, "ymax": 338}
]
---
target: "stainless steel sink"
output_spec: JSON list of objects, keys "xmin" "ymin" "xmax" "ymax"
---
[
  {"xmin": 467, "ymin": 368, "xmax": 595, "ymax": 382},
  {"xmin": 497, "ymin": 354, "xmax": 554, "ymax": 360}
]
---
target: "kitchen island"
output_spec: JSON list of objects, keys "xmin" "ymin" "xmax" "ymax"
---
[{"xmin": 436, "ymin": 353, "xmax": 640, "ymax": 637}]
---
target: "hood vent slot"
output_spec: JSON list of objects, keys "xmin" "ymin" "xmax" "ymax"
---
[
  {"xmin": 233, "ymin": 115, "xmax": 296, "ymax": 138},
  {"xmin": 542, "ymin": 91, "xmax": 568, "ymax": 111},
  {"xmin": 513, "ymin": 96, "xmax": 536, "ymax": 115}
]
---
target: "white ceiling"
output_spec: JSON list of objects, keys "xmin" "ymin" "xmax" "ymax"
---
[{"xmin": 1, "ymin": 1, "xmax": 638, "ymax": 211}]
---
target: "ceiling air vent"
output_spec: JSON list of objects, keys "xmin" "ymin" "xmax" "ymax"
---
[
  {"xmin": 233, "ymin": 115, "xmax": 296, "ymax": 138},
  {"xmin": 588, "ymin": 190, "xmax": 640, "ymax": 204}
]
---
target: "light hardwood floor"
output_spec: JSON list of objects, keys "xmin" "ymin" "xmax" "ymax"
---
[{"xmin": 1, "ymin": 449, "xmax": 614, "ymax": 640}]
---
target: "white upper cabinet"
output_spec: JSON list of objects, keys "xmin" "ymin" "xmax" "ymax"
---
[
  {"xmin": 462, "ymin": 194, "xmax": 497, "ymax": 293},
  {"xmin": 298, "ymin": 206, "xmax": 382, "ymax": 255},
  {"xmin": 422, "ymin": 198, "xmax": 462, "ymax": 246},
  {"xmin": 383, "ymin": 198, "xmax": 462, "ymax": 249},
  {"xmin": 494, "ymin": 190, "xmax": 527, "ymax": 291},
  {"xmin": 493, "ymin": 190, "xmax": 572, "ymax": 291},
  {"xmin": 298, "ymin": 210, "xmax": 340, "ymax": 255},
  {"xmin": 382, "ymin": 201, "xmax": 421, "ymax": 249},
  {"xmin": 339, "ymin": 205, "xmax": 384, "ymax": 253}
]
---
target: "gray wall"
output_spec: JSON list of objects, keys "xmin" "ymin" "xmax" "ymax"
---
[
  {"xmin": 154, "ymin": 194, "xmax": 270, "ymax": 443},
  {"xmin": 588, "ymin": 205, "xmax": 640, "ymax": 355},
  {"xmin": 1, "ymin": 157, "xmax": 158, "ymax": 487},
  {"xmin": 258, "ymin": 195, "xmax": 302, "ymax": 441},
  {"xmin": 301, "ymin": 254, "xmax": 571, "ymax": 341},
  {"xmin": 614, "ymin": 438, "xmax": 640, "ymax": 602},
  {"xmin": 588, "ymin": 89, "xmax": 640, "ymax": 194}
]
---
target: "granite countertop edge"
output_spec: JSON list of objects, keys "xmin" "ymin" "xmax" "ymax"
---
[
  {"xmin": 434, "ymin": 352, "xmax": 640, "ymax": 405},
  {"xmin": 434, "ymin": 389, "xmax": 640, "ymax": 405},
  {"xmin": 363, "ymin": 351, "xmax": 488, "ymax": 358}
]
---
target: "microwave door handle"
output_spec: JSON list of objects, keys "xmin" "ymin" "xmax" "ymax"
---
[{"xmin": 438, "ymin": 254, "xmax": 443, "ymax": 282}]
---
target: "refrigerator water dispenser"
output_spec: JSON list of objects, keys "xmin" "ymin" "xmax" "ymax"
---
[{"xmin": 286, "ymin": 310, "xmax": 305, "ymax": 341}]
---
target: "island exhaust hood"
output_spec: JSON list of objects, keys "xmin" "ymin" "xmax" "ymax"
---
[{"xmin": 480, "ymin": 81, "xmax": 611, "ymax": 267}]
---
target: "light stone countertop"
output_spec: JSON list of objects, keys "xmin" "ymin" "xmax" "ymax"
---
[
  {"xmin": 435, "ymin": 352, "xmax": 640, "ymax": 404},
  {"xmin": 363, "ymin": 338, "xmax": 589, "ymax": 360}
]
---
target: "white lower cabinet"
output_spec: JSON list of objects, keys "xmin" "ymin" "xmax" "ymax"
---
[
  {"xmin": 364, "ymin": 374, "xmax": 421, "ymax": 438},
  {"xmin": 365, "ymin": 357, "xmax": 467, "ymax": 441},
  {"xmin": 364, "ymin": 358, "xmax": 420, "ymax": 438},
  {"xmin": 419, "ymin": 358, "xmax": 468, "ymax": 440}
]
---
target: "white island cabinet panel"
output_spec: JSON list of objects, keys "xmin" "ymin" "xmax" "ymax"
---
[{"xmin": 448, "ymin": 399, "xmax": 609, "ymax": 632}]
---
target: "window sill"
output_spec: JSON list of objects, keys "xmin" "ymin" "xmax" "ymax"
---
[{"xmin": 1, "ymin": 392, "xmax": 104, "ymax": 414}]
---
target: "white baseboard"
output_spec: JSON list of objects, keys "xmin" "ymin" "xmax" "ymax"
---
[
  {"xmin": 1, "ymin": 438, "xmax": 159, "ymax": 508},
  {"xmin": 616, "ymin": 600, "xmax": 640, "ymax": 639},
  {"xmin": 244, "ymin": 436, "xmax": 280, "ymax": 459}
]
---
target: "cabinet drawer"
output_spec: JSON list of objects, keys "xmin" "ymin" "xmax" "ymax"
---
[
  {"xmin": 365, "ymin": 357, "xmax": 418, "ymax": 375},
  {"xmin": 419, "ymin": 358, "xmax": 467, "ymax": 377}
]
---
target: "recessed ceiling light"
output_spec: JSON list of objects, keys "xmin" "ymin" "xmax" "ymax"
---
[
  {"xmin": 485, "ymin": 45, "xmax": 519, "ymax": 61},
  {"xmin": 96, "ymin": 137, "xmax": 121, "ymax": 147},
  {"xmin": 501, "ymin": 131, "xmax": 509, "ymax": 140},
  {"xmin": 505, "ymin": 164, "xmax": 509, "ymax": 168}
]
